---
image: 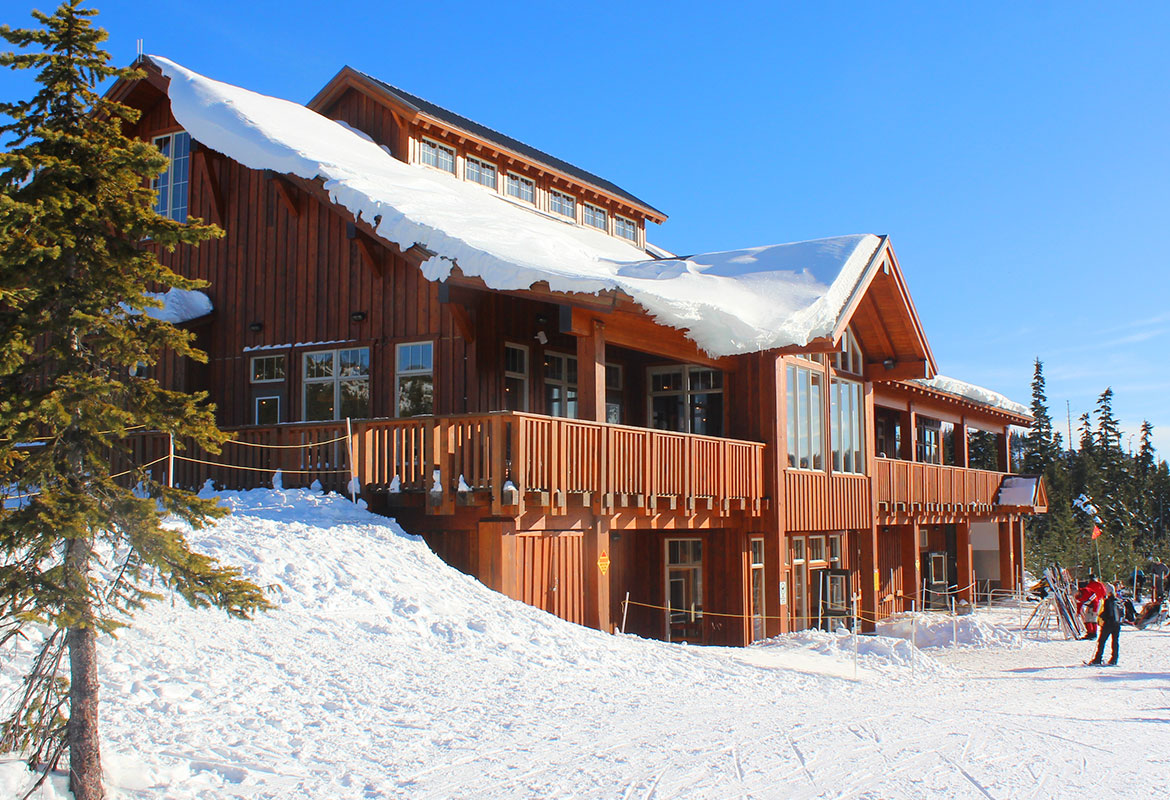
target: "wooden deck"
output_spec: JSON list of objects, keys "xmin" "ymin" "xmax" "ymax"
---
[
  {"xmin": 874, "ymin": 458, "xmax": 1006, "ymax": 519},
  {"xmin": 125, "ymin": 412, "xmax": 767, "ymax": 519}
]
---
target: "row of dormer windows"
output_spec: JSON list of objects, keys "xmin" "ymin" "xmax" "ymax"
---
[{"xmin": 414, "ymin": 134, "xmax": 642, "ymax": 245}]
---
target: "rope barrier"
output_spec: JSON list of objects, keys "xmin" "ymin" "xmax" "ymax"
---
[
  {"xmin": 0, "ymin": 424, "xmax": 147, "ymax": 443},
  {"xmin": 2, "ymin": 454, "xmax": 172, "ymax": 503},
  {"xmin": 171, "ymin": 454, "xmax": 350, "ymax": 475},
  {"xmin": 221, "ymin": 434, "xmax": 350, "ymax": 449},
  {"xmin": 623, "ymin": 598, "xmax": 895, "ymax": 625}
]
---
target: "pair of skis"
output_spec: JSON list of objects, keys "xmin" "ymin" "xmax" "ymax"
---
[{"xmin": 1082, "ymin": 660, "xmax": 1117, "ymax": 667}]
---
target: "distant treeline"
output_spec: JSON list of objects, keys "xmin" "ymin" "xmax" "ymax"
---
[{"xmin": 1020, "ymin": 360, "xmax": 1169, "ymax": 580}]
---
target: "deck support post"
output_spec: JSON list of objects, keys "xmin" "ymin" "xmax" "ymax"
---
[
  {"xmin": 858, "ymin": 523, "xmax": 880, "ymax": 633},
  {"xmin": 575, "ymin": 319, "xmax": 606, "ymax": 423},
  {"xmin": 955, "ymin": 520, "xmax": 974, "ymax": 603},
  {"xmin": 901, "ymin": 521, "xmax": 921, "ymax": 612},
  {"xmin": 996, "ymin": 428, "xmax": 1010, "ymax": 472},
  {"xmin": 583, "ymin": 517, "xmax": 612, "ymax": 632},
  {"xmin": 998, "ymin": 517, "xmax": 1016, "ymax": 593},
  {"xmin": 953, "ymin": 419, "xmax": 968, "ymax": 468}
]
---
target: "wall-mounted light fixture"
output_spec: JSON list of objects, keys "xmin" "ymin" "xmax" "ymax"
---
[
  {"xmin": 248, "ymin": 321, "xmax": 263, "ymax": 333},
  {"xmin": 350, "ymin": 310, "xmax": 368, "ymax": 322},
  {"xmin": 535, "ymin": 313, "xmax": 549, "ymax": 325},
  {"xmin": 882, "ymin": 358, "xmax": 896, "ymax": 370}
]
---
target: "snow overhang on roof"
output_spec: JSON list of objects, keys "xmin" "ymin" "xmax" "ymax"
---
[
  {"xmin": 148, "ymin": 56, "xmax": 905, "ymax": 358},
  {"xmin": 907, "ymin": 375, "xmax": 1031, "ymax": 420}
]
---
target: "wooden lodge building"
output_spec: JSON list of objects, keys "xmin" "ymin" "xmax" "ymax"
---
[{"xmin": 108, "ymin": 57, "xmax": 1047, "ymax": 647}]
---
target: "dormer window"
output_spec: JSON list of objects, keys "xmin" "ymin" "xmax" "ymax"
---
[
  {"xmin": 614, "ymin": 215, "xmax": 638, "ymax": 242},
  {"xmin": 465, "ymin": 156, "xmax": 497, "ymax": 189},
  {"xmin": 418, "ymin": 138, "xmax": 455, "ymax": 174},
  {"xmin": 832, "ymin": 329, "xmax": 864, "ymax": 375},
  {"xmin": 506, "ymin": 172, "xmax": 535, "ymax": 204},
  {"xmin": 583, "ymin": 203, "xmax": 607, "ymax": 231},
  {"xmin": 549, "ymin": 190, "xmax": 576, "ymax": 219}
]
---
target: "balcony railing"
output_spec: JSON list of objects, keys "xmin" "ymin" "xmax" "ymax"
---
[
  {"xmin": 124, "ymin": 412, "xmax": 766, "ymax": 518},
  {"xmin": 874, "ymin": 458, "xmax": 1005, "ymax": 516}
]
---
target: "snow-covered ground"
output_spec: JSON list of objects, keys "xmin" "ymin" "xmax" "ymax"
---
[{"xmin": 3, "ymin": 489, "xmax": 1168, "ymax": 799}]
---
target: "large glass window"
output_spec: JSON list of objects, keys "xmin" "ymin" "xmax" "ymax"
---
[
  {"xmin": 302, "ymin": 347, "xmax": 370, "ymax": 421},
  {"xmin": 750, "ymin": 538, "xmax": 765, "ymax": 643},
  {"xmin": 506, "ymin": 172, "xmax": 535, "ymax": 204},
  {"xmin": 255, "ymin": 396, "xmax": 280, "ymax": 425},
  {"xmin": 396, "ymin": 341, "xmax": 434, "ymax": 417},
  {"xmin": 152, "ymin": 131, "xmax": 190, "ymax": 222},
  {"xmin": 605, "ymin": 364, "xmax": 622, "ymax": 424},
  {"xmin": 649, "ymin": 366, "xmax": 723, "ymax": 437},
  {"xmin": 549, "ymin": 189, "xmax": 576, "ymax": 219},
  {"xmin": 786, "ymin": 364, "xmax": 824, "ymax": 470},
  {"xmin": 418, "ymin": 138, "xmax": 455, "ymax": 173},
  {"xmin": 504, "ymin": 343, "xmax": 528, "ymax": 411},
  {"xmin": 464, "ymin": 156, "xmax": 497, "ymax": 189},
  {"xmin": 543, "ymin": 352, "xmax": 577, "ymax": 418},
  {"xmin": 830, "ymin": 378, "xmax": 865, "ymax": 474}
]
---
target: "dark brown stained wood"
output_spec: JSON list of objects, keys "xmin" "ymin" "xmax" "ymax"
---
[
  {"xmin": 266, "ymin": 171, "xmax": 301, "ymax": 218},
  {"xmin": 194, "ymin": 147, "xmax": 225, "ymax": 226}
]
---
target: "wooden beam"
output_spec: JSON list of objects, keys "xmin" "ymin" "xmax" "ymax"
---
[
  {"xmin": 953, "ymin": 419, "xmax": 969, "ymax": 468},
  {"xmin": 346, "ymin": 221, "xmax": 383, "ymax": 277},
  {"xmin": 193, "ymin": 146, "xmax": 225, "ymax": 226},
  {"xmin": 265, "ymin": 170, "xmax": 301, "ymax": 218},
  {"xmin": 562, "ymin": 306, "xmax": 734, "ymax": 370},
  {"xmin": 865, "ymin": 359, "xmax": 931, "ymax": 382}
]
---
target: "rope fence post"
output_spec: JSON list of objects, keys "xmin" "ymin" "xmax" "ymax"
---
[
  {"xmin": 911, "ymin": 613, "xmax": 917, "ymax": 678},
  {"xmin": 852, "ymin": 595, "xmax": 859, "ymax": 679},
  {"xmin": 345, "ymin": 417, "xmax": 357, "ymax": 504},
  {"xmin": 621, "ymin": 591, "xmax": 630, "ymax": 634},
  {"xmin": 951, "ymin": 594, "xmax": 957, "ymax": 646},
  {"xmin": 167, "ymin": 433, "xmax": 175, "ymax": 489}
]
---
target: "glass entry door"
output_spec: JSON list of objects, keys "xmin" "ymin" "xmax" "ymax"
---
[
  {"xmin": 750, "ymin": 538, "xmax": 765, "ymax": 642},
  {"xmin": 666, "ymin": 539, "xmax": 703, "ymax": 642}
]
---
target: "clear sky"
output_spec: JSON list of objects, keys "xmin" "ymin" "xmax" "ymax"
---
[{"xmin": 3, "ymin": 1, "xmax": 1168, "ymax": 456}]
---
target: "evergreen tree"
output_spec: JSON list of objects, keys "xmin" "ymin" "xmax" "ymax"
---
[
  {"xmin": 0, "ymin": 4, "xmax": 270, "ymax": 797},
  {"xmin": 1021, "ymin": 359, "xmax": 1059, "ymax": 474}
]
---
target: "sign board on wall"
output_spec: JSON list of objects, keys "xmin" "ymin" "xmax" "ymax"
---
[{"xmin": 778, "ymin": 580, "xmax": 788, "ymax": 606}]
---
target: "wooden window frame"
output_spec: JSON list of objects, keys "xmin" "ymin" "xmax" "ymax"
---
[
  {"xmin": 250, "ymin": 354, "xmax": 286, "ymax": 384},
  {"xmin": 786, "ymin": 363, "xmax": 825, "ymax": 471},
  {"xmin": 503, "ymin": 342, "xmax": 529, "ymax": 412},
  {"xmin": 301, "ymin": 346, "xmax": 371, "ymax": 422},
  {"xmin": 505, "ymin": 171, "xmax": 535, "ymax": 204},
  {"xmin": 418, "ymin": 137, "xmax": 456, "ymax": 174},
  {"xmin": 543, "ymin": 351, "xmax": 577, "ymax": 419},
  {"xmin": 583, "ymin": 202, "xmax": 608, "ymax": 231},
  {"xmin": 614, "ymin": 214, "xmax": 638, "ymax": 243},
  {"xmin": 549, "ymin": 188, "xmax": 577, "ymax": 220},
  {"xmin": 395, "ymin": 340, "xmax": 435, "ymax": 418},
  {"xmin": 254, "ymin": 395, "xmax": 281, "ymax": 425},
  {"xmin": 647, "ymin": 364, "xmax": 724, "ymax": 437},
  {"xmin": 151, "ymin": 130, "xmax": 191, "ymax": 223},
  {"xmin": 464, "ymin": 155, "xmax": 498, "ymax": 190},
  {"xmin": 830, "ymin": 377, "xmax": 866, "ymax": 475},
  {"xmin": 665, "ymin": 537, "xmax": 704, "ymax": 642}
]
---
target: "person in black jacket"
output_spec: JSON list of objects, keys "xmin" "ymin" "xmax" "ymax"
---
[{"xmin": 1087, "ymin": 584, "xmax": 1121, "ymax": 666}]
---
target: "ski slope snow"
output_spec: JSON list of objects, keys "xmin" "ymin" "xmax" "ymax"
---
[{"xmin": 2, "ymin": 488, "xmax": 1169, "ymax": 799}]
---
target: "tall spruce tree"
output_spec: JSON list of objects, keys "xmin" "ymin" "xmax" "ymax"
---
[
  {"xmin": 1022, "ymin": 359, "xmax": 1060, "ymax": 474},
  {"xmin": 0, "ymin": 4, "xmax": 270, "ymax": 798}
]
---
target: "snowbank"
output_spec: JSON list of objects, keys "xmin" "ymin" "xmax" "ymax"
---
[
  {"xmin": 144, "ymin": 288, "xmax": 213, "ymax": 324},
  {"xmin": 876, "ymin": 610, "xmax": 1024, "ymax": 649},
  {"xmin": 150, "ymin": 55, "xmax": 884, "ymax": 357},
  {"xmin": 908, "ymin": 374, "xmax": 1030, "ymax": 417}
]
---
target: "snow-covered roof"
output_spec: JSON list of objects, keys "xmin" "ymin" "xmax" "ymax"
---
[
  {"xmin": 997, "ymin": 475, "xmax": 1041, "ymax": 505},
  {"xmin": 907, "ymin": 375, "xmax": 1030, "ymax": 418},
  {"xmin": 150, "ymin": 56, "xmax": 886, "ymax": 358}
]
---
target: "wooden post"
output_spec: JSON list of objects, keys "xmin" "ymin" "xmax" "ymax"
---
[
  {"xmin": 583, "ymin": 518, "xmax": 612, "ymax": 632},
  {"xmin": 167, "ymin": 433, "xmax": 175, "ymax": 489},
  {"xmin": 476, "ymin": 518, "xmax": 518, "ymax": 600},
  {"xmin": 998, "ymin": 518, "xmax": 1016, "ymax": 592},
  {"xmin": 955, "ymin": 521, "xmax": 974, "ymax": 602},
  {"xmin": 953, "ymin": 419, "xmax": 968, "ymax": 468},
  {"xmin": 858, "ymin": 522, "xmax": 880, "ymax": 632},
  {"xmin": 345, "ymin": 417, "xmax": 357, "ymax": 504},
  {"xmin": 575, "ymin": 319, "xmax": 606, "ymax": 423},
  {"xmin": 901, "ymin": 522, "xmax": 922, "ymax": 612},
  {"xmin": 996, "ymin": 428, "xmax": 1011, "ymax": 472}
]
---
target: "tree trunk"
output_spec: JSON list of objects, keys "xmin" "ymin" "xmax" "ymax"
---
[{"xmin": 65, "ymin": 539, "xmax": 104, "ymax": 800}]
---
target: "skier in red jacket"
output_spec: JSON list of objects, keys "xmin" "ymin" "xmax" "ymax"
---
[{"xmin": 1075, "ymin": 585, "xmax": 1100, "ymax": 639}]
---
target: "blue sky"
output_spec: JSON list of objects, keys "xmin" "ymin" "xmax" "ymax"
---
[{"xmin": 3, "ymin": 1, "xmax": 1168, "ymax": 456}]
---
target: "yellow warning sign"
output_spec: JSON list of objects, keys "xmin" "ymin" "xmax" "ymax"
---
[
  {"xmin": 598, "ymin": 551, "xmax": 611, "ymax": 575},
  {"xmin": 873, "ymin": 570, "xmax": 881, "ymax": 592}
]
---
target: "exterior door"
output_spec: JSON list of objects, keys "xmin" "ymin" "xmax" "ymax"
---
[
  {"xmin": 750, "ymin": 538, "xmax": 766, "ymax": 642},
  {"xmin": 924, "ymin": 550, "xmax": 948, "ymax": 610},
  {"xmin": 666, "ymin": 539, "xmax": 703, "ymax": 642},
  {"xmin": 811, "ymin": 568, "xmax": 852, "ymax": 630}
]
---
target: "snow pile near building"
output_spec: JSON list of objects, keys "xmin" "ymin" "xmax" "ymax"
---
[
  {"xmin": 752, "ymin": 628, "xmax": 952, "ymax": 677},
  {"xmin": 0, "ymin": 488, "xmax": 919, "ymax": 799},
  {"xmin": 876, "ymin": 610, "xmax": 1025, "ymax": 649},
  {"xmin": 150, "ymin": 55, "xmax": 883, "ymax": 356},
  {"xmin": 908, "ymin": 374, "xmax": 1030, "ymax": 417}
]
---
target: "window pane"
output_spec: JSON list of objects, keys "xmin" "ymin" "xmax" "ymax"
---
[
  {"xmin": 787, "ymin": 366, "xmax": 798, "ymax": 468},
  {"xmin": 505, "ymin": 345, "xmax": 527, "ymax": 375},
  {"xmin": 652, "ymin": 369, "xmax": 682, "ymax": 393},
  {"xmin": 340, "ymin": 378, "xmax": 370, "ymax": 418},
  {"xmin": 255, "ymin": 396, "xmax": 280, "ymax": 425},
  {"xmin": 810, "ymin": 372, "xmax": 823, "ymax": 470},
  {"xmin": 252, "ymin": 355, "xmax": 286, "ymax": 382},
  {"xmin": 615, "ymin": 216, "xmax": 637, "ymax": 241},
  {"xmin": 506, "ymin": 174, "xmax": 534, "ymax": 203},
  {"xmin": 398, "ymin": 375, "xmax": 433, "ymax": 416},
  {"xmin": 305, "ymin": 352, "xmax": 334, "ymax": 380},
  {"xmin": 304, "ymin": 382, "xmax": 334, "ymax": 421},
  {"xmin": 339, "ymin": 348, "xmax": 369, "ymax": 378},
  {"xmin": 690, "ymin": 392, "xmax": 722, "ymax": 437},
  {"xmin": 831, "ymin": 382, "xmax": 842, "ymax": 472},
  {"xmin": 605, "ymin": 364, "xmax": 621, "ymax": 389},
  {"xmin": 544, "ymin": 354, "xmax": 562, "ymax": 381},
  {"xmin": 584, "ymin": 204, "xmax": 607, "ymax": 230},
  {"xmin": 550, "ymin": 190, "xmax": 576, "ymax": 217},
  {"xmin": 398, "ymin": 342, "xmax": 432, "ymax": 373},
  {"xmin": 797, "ymin": 372, "xmax": 809, "ymax": 468},
  {"xmin": 652, "ymin": 394, "xmax": 685, "ymax": 432},
  {"xmin": 505, "ymin": 375, "xmax": 526, "ymax": 411}
]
